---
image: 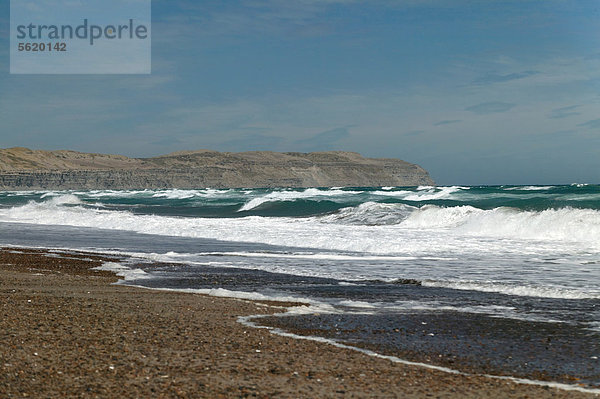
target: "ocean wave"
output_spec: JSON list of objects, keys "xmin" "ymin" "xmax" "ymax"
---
[
  {"xmin": 371, "ymin": 190, "xmax": 413, "ymax": 197},
  {"xmin": 150, "ymin": 188, "xmax": 234, "ymax": 199},
  {"xmin": 2, "ymin": 198, "xmax": 599, "ymax": 300},
  {"xmin": 2, "ymin": 197, "xmax": 600, "ymax": 247},
  {"xmin": 44, "ymin": 188, "xmax": 238, "ymax": 200},
  {"xmin": 320, "ymin": 201, "xmax": 600, "ymax": 243},
  {"xmin": 42, "ymin": 194, "xmax": 84, "ymax": 206},
  {"xmin": 80, "ymin": 190, "xmax": 154, "ymax": 198},
  {"xmin": 320, "ymin": 202, "xmax": 416, "ymax": 225},
  {"xmin": 401, "ymin": 205, "xmax": 600, "ymax": 243},
  {"xmin": 238, "ymin": 188, "xmax": 362, "ymax": 212},
  {"xmin": 13, "ymin": 186, "xmax": 600, "ymax": 219},
  {"xmin": 403, "ymin": 186, "xmax": 468, "ymax": 201},
  {"xmin": 363, "ymin": 186, "xmax": 468, "ymax": 201},
  {"xmin": 151, "ymin": 189, "xmax": 197, "ymax": 199},
  {"xmin": 504, "ymin": 186, "xmax": 555, "ymax": 191},
  {"xmin": 131, "ymin": 250, "xmax": 418, "ymax": 263}
]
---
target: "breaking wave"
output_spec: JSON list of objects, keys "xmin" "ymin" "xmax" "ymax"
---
[
  {"xmin": 238, "ymin": 188, "xmax": 362, "ymax": 212},
  {"xmin": 1, "ymin": 195, "xmax": 600, "ymax": 250},
  {"xmin": 320, "ymin": 202, "xmax": 416, "ymax": 225}
]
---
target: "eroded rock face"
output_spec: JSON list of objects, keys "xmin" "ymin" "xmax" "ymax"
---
[{"xmin": 0, "ymin": 148, "xmax": 434, "ymax": 189}]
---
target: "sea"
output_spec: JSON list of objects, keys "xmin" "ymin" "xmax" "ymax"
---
[{"xmin": 0, "ymin": 185, "xmax": 599, "ymax": 390}]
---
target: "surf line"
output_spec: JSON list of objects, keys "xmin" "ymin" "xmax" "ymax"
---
[
  {"xmin": 239, "ymin": 313, "xmax": 600, "ymax": 395},
  {"xmin": 106, "ymin": 267, "xmax": 600, "ymax": 396}
]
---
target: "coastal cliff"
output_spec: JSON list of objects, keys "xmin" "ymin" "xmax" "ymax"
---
[{"xmin": 0, "ymin": 147, "xmax": 434, "ymax": 190}]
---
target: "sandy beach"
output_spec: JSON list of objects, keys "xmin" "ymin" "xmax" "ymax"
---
[
  {"xmin": 0, "ymin": 248, "xmax": 595, "ymax": 398},
  {"xmin": 3, "ymin": 0, "xmax": 599, "ymax": 396}
]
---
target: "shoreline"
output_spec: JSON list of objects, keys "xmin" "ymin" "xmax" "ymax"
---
[{"xmin": 1, "ymin": 247, "xmax": 598, "ymax": 398}]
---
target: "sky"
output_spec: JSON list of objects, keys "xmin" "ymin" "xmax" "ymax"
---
[{"xmin": 0, "ymin": 0, "xmax": 599, "ymax": 185}]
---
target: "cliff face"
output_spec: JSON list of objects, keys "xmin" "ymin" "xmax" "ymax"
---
[{"xmin": 0, "ymin": 147, "xmax": 434, "ymax": 190}]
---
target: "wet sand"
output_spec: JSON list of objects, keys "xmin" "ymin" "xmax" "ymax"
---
[
  {"xmin": 0, "ymin": 247, "xmax": 597, "ymax": 398},
  {"xmin": 258, "ymin": 311, "xmax": 600, "ymax": 387}
]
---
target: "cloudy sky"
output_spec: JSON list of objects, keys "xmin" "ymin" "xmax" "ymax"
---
[{"xmin": 1, "ymin": 0, "xmax": 599, "ymax": 184}]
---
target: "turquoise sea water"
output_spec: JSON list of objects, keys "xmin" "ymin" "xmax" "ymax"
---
[{"xmin": 2, "ymin": 184, "xmax": 600, "ymax": 217}]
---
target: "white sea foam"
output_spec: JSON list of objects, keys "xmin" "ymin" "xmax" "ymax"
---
[
  {"xmin": 40, "ymin": 194, "xmax": 84, "ymax": 206},
  {"xmin": 124, "ymin": 284, "xmax": 334, "ymax": 313},
  {"xmin": 126, "ymin": 250, "xmax": 421, "ymax": 267},
  {"xmin": 92, "ymin": 262, "xmax": 151, "ymax": 281},
  {"xmin": 238, "ymin": 188, "xmax": 362, "ymax": 212},
  {"xmin": 39, "ymin": 192, "xmax": 60, "ymax": 199},
  {"xmin": 371, "ymin": 190, "xmax": 412, "ymax": 197},
  {"xmin": 422, "ymin": 280, "xmax": 600, "ymax": 299},
  {"xmin": 151, "ymin": 189, "xmax": 197, "ymax": 199},
  {"xmin": 320, "ymin": 202, "xmax": 416, "ymax": 225},
  {"xmin": 80, "ymin": 190, "xmax": 152, "ymax": 198},
  {"xmin": 400, "ymin": 205, "xmax": 600, "ymax": 243},
  {"xmin": 3, "ymin": 198, "xmax": 600, "ymax": 253},
  {"xmin": 150, "ymin": 188, "xmax": 234, "ymax": 199},
  {"xmin": 504, "ymin": 186, "xmax": 555, "ymax": 191},
  {"xmin": 337, "ymin": 300, "xmax": 377, "ymax": 309},
  {"xmin": 60, "ymin": 188, "xmax": 236, "ymax": 200},
  {"xmin": 342, "ymin": 300, "xmax": 564, "ymax": 323},
  {"xmin": 179, "ymin": 251, "xmax": 416, "ymax": 262},
  {"xmin": 402, "ymin": 186, "xmax": 468, "ymax": 201}
]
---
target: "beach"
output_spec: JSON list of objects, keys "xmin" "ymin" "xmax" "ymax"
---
[
  {"xmin": 0, "ymin": 247, "xmax": 597, "ymax": 398},
  {"xmin": 2, "ymin": 0, "xmax": 597, "ymax": 395}
]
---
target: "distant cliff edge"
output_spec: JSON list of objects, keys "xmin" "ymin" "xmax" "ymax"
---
[{"xmin": 0, "ymin": 147, "xmax": 434, "ymax": 190}]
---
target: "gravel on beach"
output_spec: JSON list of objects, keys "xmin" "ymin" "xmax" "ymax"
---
[{"xmin": 0, "ymin": 248, "xmax": 597, "ymax": 398}]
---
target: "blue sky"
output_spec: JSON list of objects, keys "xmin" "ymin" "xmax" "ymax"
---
[{"xmin": 0, "ymin": 0, "xmax": 599, "ymax": 185}]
